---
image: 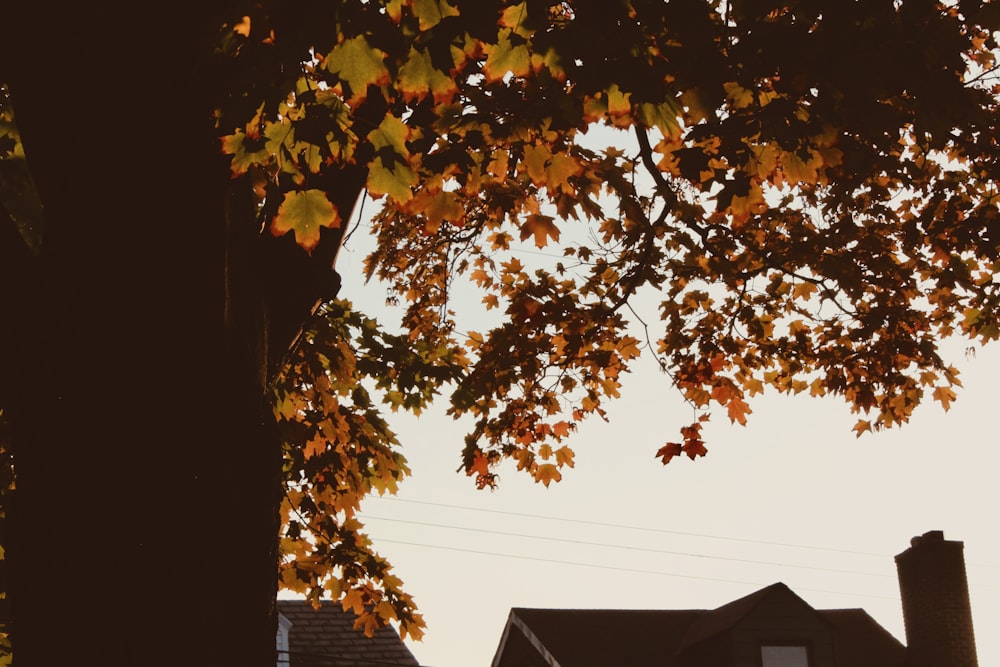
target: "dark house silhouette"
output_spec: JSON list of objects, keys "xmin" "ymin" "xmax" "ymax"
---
[
  {"xmin": 490, "ymin": 531, "xmax": 978, "ymax": 667},
  {"xmin": 276, "ymin": 600, "xmax": 419, "ymax": 667}
]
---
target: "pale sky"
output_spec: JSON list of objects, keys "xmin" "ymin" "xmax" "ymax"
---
[{"xmin": 325, "ymin": 234, "xmax": 1000, "ymax": 667}]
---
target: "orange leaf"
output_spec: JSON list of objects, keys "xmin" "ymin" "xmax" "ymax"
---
[
  {"xmin": 933, "ymin": 385, "xmax": 957, "ymax": 411},
  {"xmin": 534, "ymin": 463, "xmax": 562, "ymax": 487},
  {"xmin": 656, "ymin": 442, "xmax": 683, "ymax": 464},
  {"xmin": 519, "ymin": 214, "xmax": 560, "ymax": 248},
  {"xmin": 726, "ymin": 396, "xmax": 751, "ymax": 425}
]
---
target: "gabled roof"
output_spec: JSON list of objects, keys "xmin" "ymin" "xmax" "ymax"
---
[
  {"xmin": 496, "ymin": 608, "xmax": 702, "ymax": 667},
  {"xmin": 491, "ymin": 583, "xmax": 908, "ymax": 667},
  {"xmin": 677, "ymin": 582, "xmax": 819, "ymax": 651},
  {"xmin": 277, "ymin": 600, "xmax": 420, "ymax": 667}
]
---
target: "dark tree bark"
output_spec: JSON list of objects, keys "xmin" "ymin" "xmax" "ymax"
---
[{"xmin": 0, "ymin": 4, "xmax": 351, "ymax": 665}]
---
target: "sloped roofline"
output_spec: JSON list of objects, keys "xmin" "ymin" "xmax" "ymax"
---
[{"xmin": 491, "ymin": 609, "xmax": 566, "ymax": 667}]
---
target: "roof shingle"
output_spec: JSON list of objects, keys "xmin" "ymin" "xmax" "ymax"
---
[{"xmin": 277, "ymin": 601, "xmax": 420, "ymax": 667}]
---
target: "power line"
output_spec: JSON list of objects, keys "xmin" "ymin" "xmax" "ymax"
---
[
  {"xmin": 367, "ymin": 497, "xmax": 888, "ymax": 556},
  {"xmin": 362, "ymin": 514, "xmax": 891, "ymax": 579},
  {"xmin": 369, "ymin": 537, "xmax": 900, "ymax": 602}
]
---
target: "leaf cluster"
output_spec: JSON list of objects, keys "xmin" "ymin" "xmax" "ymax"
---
[
  {"xmin": 212, "ymin": 0, "xmax": 1000, "ymax": 633},
  {"xmin": 272, "ymin": 300, "xmax": 466, "ymax": 638}
]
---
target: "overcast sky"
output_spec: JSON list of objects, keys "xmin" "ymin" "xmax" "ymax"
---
[{"xmin": 320, "ymin": 229, "xmax": 1000, "ymax": 667}]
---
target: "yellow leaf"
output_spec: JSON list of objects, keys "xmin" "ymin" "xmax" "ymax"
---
[
  {"xmin": 397, "ymin": 47, "xmax": 459, "ymax": 104},
  {"xmin": 522, "ymin": 144, "xmax": 550, "ymax": 185},
  {"xmin": 500, "ymin": 2, "xmax": 531, "ymax": 37},
  {"xmin": 367, "ymin": 159, "xmax": 417, "ymax": 203},
  {"xmin": 933, "ymin": 385, "xmax": 957, "ymax": 411},
  {"xmin": 341, "ymin": 587, "xmax": 365, "ymax": 615},
  {"xmin": 853, "ymin": 419, "xmax": 873, "ymax": 437},
  {"xmin": 545, "ymin": 151, "xmax": 582, "ymax": 193},
  {"xmin": 637, "ymin": 100, "xmax": 681, "ymax": 138},
  {"xmin": 412, "ymin": 0, "xmax": 459, "ymax": 30},
  {"xmin": 723, "ymin": 81, "xmax": 754, "ymax": 109},
  {"xmin": 484, "ymin": 30, "xmax": 530, "ymax": 81},
  {"xmin": 270, "ymin": 189, "xmax": 341, "ymax": 252},
  {"xmin": 780, "ymin": 148, "xmax": 821, "ymax": 184},
  {"xmin": 375, "ymin": 600, "xmax": 398, "ymax": 622},
  {"xmin": 367, "ymin": 114, "xmax": 411, "ymax": 156},
  {"xmin": 487, "ymin": 150, "xmax": 510, "ymax": 179},
  {"xmin": 605, "ymin": 84, "xmax": 632, "ymax": 116},
  {"xmin": 554, "ymin": 445, "xmax": 575, "ymax": 467}
]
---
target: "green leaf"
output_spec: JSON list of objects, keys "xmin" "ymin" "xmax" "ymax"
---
[
  {"xmin": 270, "ymin": 189, "xmax": 340, "ymax": 252},
  {"xmin": 326, "ymin": 35, "xmax": 390, "ymax": 101},
  {"xmin": 412, "ymin": 0, "xmax": 459, "ymax": 31},
  {"xmin": 397, "ymin": 47, "xmax": 458, "ymax": 103},
  {"xmin": 483, "ymin": 30, "xmax": 530, "ymax": 81},
  {"xmin": 367, "ymin": 114, "xmax": 411, "ymax": 157},
  {"xmin": 367, "ymin": 159, "xmax": 417, "ymax": 203}
]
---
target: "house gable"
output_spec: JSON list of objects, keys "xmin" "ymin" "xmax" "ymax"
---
[{"xmin": 677, "ymin": 583, "xmax": 836, "ymax": 666}]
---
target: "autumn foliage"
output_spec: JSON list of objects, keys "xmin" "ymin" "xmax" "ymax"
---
[
  {"xmin": 209, "ymin": 0, "xmax": 1000, "ymax": 637},
  {"xmin": 5, "ymin": 0, "xmax": 998, "ymax": 646}
]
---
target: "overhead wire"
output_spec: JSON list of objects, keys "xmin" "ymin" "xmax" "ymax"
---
[
  {"xmin": 365, "ymin": 497, "xmax": 888, "ymax": 556},
  {"xmin": 362, "ymin": 514, "xmax": 891, "ymax": 579},
  {"xmin": 369, "ymin": 538, "xmax": 901, "ymax": 602}
]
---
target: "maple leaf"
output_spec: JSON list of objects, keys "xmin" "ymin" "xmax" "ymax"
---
[
  {"xmin": 682, "ymin": 438, "xmax": 708, "ymax": 459},
  {"xmin": 270, "ymin": 189, "xmax": 340, "ymax": 252},
  {"xmin": 522, "ymin": 144, "xmax": 550, "ymax": 185},
  {"xmin": 412, "ymin": 0, "xmax": 460, "ymax": 31},
  {"xmin": 483, "ymin": 30, "xmax": 530, "ymax": 81},
  {"xmin": 367, "ymin": 114, "xmax": 411, "ymax": 156},
  {"xmin": 500, "ymin": 2, "xmax": 532, "ymax": 37},
  {"xmin": 367, "ymin": 158, "xmax": 417, "ymax": 203},
  {"xmin": 534, "ymin": 463, "xmax": 562, "ymax": 487},
  {"xmin": 605, "ymin": 84, "xmax": 632, "ymax": 117},
  {"xmin": 397, "ymin": 47, "xmax": 459, "ymax": 104},
  {"xmin": 326, "ymin": 36, "xmax": 390, "ymax": 104},
  {"xmin": 792, "ymin": 282, "xmax": 819, "ymax": 300},
  {"xmin": 545, "ymin": 151, "xmax": 583, "ymax": 194},
  {"xmin": 932, "ymin": 385, "xmax": 958, "ymax": 411},
  {"xmin": 519, "ymin": 214, "xmax": 560, "ymax": 248},
  {"xmin": 723, "ymin": 81, "xmax": 754, "ymax": 109},
  {"xmin": 406, "ymin": 189, "xmax": 464, "ymax": 230},
  {"xmin": 637, "ymin": 100, "xmax": 682, "ymax": 138},
  {"xmin": 726, "ymin": 396, "xmax": 751, "ymax": 425},
  {"xmin": 656, "ymin": 442, "xmax": 683, "ymax": 464},
  {"xmin": 554, "ymin": 445, "xmax": 575, "ymax": 467}
]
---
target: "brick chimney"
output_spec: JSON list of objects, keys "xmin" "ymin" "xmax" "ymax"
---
[{"xmin": 895, "ymin": 530, "xmax": 978, "ymax": 667}]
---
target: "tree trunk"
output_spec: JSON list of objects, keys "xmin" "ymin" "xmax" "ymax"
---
[{"xmin": 2, "ymin": 5, "xmax": 287, "ymax": 665}]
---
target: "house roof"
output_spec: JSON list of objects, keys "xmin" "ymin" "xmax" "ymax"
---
[
  {"xmin": 276, "ymin": 600, "xmax": 420, "ymax": 667},
  {"xmin": 491, "ymin": 583, "xmax": 907, "ymax": 667},
  {"xmin": 502, "ymin": 608, "xmax": 703, "ymax": 667},
  {"xmin": 820, "ymin": 608, "xmax": 909, "ymax": 667}
]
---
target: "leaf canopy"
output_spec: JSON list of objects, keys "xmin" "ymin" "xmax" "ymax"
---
[{"xmin": 208, "ymin": 0, "xmax": 1000, "ymax": 639}]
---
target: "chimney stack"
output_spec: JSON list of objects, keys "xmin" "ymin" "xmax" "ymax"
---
[{"xmin": 895, "ymin": 530, "xmax": 978, "ymax": 667}]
